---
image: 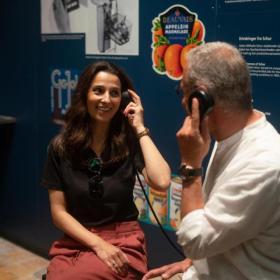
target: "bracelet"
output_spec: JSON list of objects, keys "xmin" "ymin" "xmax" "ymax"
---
[{"xmin": 137, "ymin": 128, "xmax": 150, "ymax": 140}]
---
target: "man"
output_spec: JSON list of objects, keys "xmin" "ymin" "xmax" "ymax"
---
[{"xmin": 143, "ymin": 42, "xmax": 280, "ymax": 279}]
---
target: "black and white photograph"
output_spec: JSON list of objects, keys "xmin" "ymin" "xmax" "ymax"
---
[{"xmin": 41, "ymin": 0, "xmax": 139, "ymax": 55}]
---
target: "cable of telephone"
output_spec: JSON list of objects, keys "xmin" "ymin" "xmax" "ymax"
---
[{"xmin": 136, "ymin": 172, "xmax": 185, "ymax": 258}]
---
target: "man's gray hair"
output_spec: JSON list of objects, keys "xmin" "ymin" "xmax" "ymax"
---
[{"xmin": 185, "ymin": 41, "xmax": 253, "ymax": 111}]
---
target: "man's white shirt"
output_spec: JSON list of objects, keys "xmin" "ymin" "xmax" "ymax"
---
[{"xmin": 177, "ymin": 112, "xmax": 280, "ymax": 280}]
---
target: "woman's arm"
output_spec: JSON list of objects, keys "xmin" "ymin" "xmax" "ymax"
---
[
  {"xmin": 49, "ymin": 189, "xmax": 130, "ymax": 275},
  {"xmin": 139, "ymin": 133, "xmax": 171, "ymax": 190},
  {"xmin": 123, "ymin": 90, "xmax": 171, "ymax": 190}
]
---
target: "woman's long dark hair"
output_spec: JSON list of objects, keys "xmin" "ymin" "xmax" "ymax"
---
[{"xmin": 53, "ymin": 61, "xmax": 136, "ymax": 166}]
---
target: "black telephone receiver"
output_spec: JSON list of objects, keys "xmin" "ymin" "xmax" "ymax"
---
[
  {"xmin": 188, "ymin": 90, "xmax": 214, "ymax": 121},
  {"xmin": 120, "ymin": 90, "xmax": 133, "ymax": 110}
]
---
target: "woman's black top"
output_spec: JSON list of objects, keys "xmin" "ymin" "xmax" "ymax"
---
[{"xmin": 41, "ymin": 143, "xmax": 144, "ymax": 227}]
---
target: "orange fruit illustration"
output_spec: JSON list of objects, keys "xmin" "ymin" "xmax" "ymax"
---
[
  {"xmin": 180, "ymin": 43, "xmax": 197, "ymax": 70},
  {"xmin": 153, "ymin": 44, "xmax": 168, "ymax": 71},
  {"xmin": 153, "ymin": 28, "xmax": 163, "ymax": 43},
  {"xmin": 152, "ymin": 18, "xmax": 164, "ymax": 43},
  {"xmin": 164, "ymin": 44, "xmax": 183, "ymax": 78},
  {"xmin": 191, "ymin": 20, "xmax": 204, "ymax": 42}
]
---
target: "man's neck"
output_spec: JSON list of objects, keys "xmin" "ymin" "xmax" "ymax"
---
[{"xmin": 213, "ymin": 109, "xmax": 262, "ymax": 142}]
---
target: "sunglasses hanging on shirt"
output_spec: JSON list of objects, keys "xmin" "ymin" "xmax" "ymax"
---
[{"xmin": 88, "ymin": 157, "xmax": 104, "ymax": 200}]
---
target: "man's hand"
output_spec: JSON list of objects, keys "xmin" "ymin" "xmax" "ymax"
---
[
  {"xmin": 176, "ymin": 98, "xmax": 211, "ymax": 167},
  {"xmin": 142, "ymin": 259, "xmax": 192, "ymax": 280}
]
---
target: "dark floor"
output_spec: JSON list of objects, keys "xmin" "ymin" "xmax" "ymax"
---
[{"xmin": 0, "ymin": 237, "xmax": 49, "ymax": 280}]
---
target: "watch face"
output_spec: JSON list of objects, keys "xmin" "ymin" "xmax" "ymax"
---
[{"xmin": 179, "ymin": 165, "xmax": 202, "ymax": 179}]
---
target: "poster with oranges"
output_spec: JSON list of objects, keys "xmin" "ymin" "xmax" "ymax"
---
[{"xmin": 151, "ymin": 4, "xmax": 205, "ymax": 80}]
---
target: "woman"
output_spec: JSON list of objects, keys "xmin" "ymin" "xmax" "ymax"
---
[{"xmin": 41, "ymin": 61, "xmax": 171, "ymax": 279}]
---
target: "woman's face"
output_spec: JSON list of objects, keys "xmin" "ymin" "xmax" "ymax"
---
[{"xmin": 87, "ymin": 71, "xmax": 122, "ymax": 124}]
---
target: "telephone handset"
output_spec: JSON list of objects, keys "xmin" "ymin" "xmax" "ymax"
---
[
  {"xmin": 188, "ymin": 90, "xmax": 214, "ymax": 121},
  {"xmin": 120, "ymin": 90, "xmax": 133, "ymax": 110}
]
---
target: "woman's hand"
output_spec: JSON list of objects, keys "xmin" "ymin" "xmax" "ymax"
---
[
  {"xmin": 93, "ymin": 237, "xmax": 130, "ymax": 276},
  {"xmin": 123, "ymin": 90, "xmax": 145, "ymax": 134}
]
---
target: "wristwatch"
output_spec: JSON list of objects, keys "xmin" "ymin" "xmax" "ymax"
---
[{"xmin": 179, "ymin": 164, "xmax": 203, "ymax": 182}]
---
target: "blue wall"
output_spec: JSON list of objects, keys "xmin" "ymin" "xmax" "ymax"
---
[{"xmin": 1, "ymin": 0, "xmax": 280, "ymax": 268}]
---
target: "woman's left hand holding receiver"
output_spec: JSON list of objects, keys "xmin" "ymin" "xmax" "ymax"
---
[
  {"xmin": 122, "ymin": 89, "xmax": 171, "ymax": 191},
  {"xmin": 123, "ymin": 90, "xmax": 145, "ymax": 134}
]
